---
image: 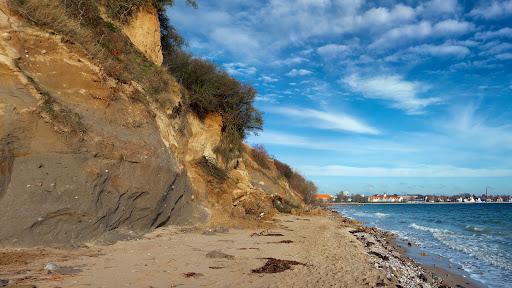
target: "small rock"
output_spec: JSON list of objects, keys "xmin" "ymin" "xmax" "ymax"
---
[
  {"xmin": 407, "ymin": 242, "xmax": 412, "ymax": 247},
  {"xmin": 214, "ymin": 226, "xmax": 229, "ymax": 233},
  {"xmin": 41, "ymin": 49, "xmax": 47, "ymax": 54},
  {"xmin": 419, "ymin": 273, "xmax": 428, "ymax": 282},
  {"xmin": 44, "ymin": 263, "xmax": 60, "ymax": 274},
  {"xmin": 0, "ymin": 279, "xmax": 9, "ymax": 287}
]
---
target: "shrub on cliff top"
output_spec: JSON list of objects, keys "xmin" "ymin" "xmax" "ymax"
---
[
  {"xmin": 274, "ymin": 159, "xmax": 317, "ymax": 204},
  {"xmin": 102, "ymin": 0, "xmax": 197, "ymax": 24},
  {"xmin": 165, "ymin": 49, "xmax": 263, "ymax": 164},
  {"xmin": 9, "ymin": 0, "xmax": 262, "ymax": 163}
]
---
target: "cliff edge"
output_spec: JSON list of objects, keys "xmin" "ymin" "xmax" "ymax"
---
[{"xmin": 0, "ymin": 1, "xmax": 309, "ymax": 248}]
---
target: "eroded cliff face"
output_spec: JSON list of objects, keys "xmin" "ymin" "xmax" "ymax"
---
[
  {"xmin": 0, "ymin": 3, "xmax": 304, "ymax": 247},
  {"xmin": 109, "ymin": 5, "xmax": 163, "ymax": 66}
]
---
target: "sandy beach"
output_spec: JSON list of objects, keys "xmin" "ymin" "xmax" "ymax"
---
[{"xmin": 0, "ymin": 211, "xmax": 480, "ymax": 288}]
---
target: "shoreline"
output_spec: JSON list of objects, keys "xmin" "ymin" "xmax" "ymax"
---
[
  {"xmin": 327, "ymin": 202, "xmax": 512, "ymax": 205},
  {"xmin": 0, "ymin": 211, "xmax": 484, "ymax": 288},
  {"xmin": 325, "ymin": 209, "xmax": 484, "ymax": 288}
]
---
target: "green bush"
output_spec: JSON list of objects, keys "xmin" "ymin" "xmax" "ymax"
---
[
  {"xmin": 9, "ymin": 0, "xmax": 262, "ymax": 162},
  {"xmin": 165, "ymin": 49, "xmax": 263, "ymax": 163}
]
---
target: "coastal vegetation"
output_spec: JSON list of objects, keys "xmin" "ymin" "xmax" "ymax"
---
[
  {"xmin": 8, "ymin": 0, "xmax": 262, "ymax": 166},
  {"xmin": 273, "ymin": 158, "xmax": 318, "ymax": 204}
]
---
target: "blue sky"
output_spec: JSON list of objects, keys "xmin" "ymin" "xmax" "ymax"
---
[{"xmin": 167, "ymin": 0, "xmax": 512, "ymax": 195}]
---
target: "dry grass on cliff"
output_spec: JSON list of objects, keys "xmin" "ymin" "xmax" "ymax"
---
[
  {"xmin": 274, "ymin": 159, "xmax": 318, "ymax": 204},
  {"xmin": 8, "ymin": 0, "xmax": 170, "ymax": 102},
  {"xmin": 9, "ymin": 0, "xmax": 262, "ymax": 163},
  {"xmin": 250, "ymin": 144, "xmax": 271, "ymax": 170}
]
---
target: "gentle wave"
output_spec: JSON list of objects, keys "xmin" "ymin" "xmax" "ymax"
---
[
  {"xmin": 409, "ymin": 223, "xmax": 453, "ymax": 235},
  {"xmin": 465, "ymin": 225, "xmax": 492, "ymax": 234},
  {"xmin": 409, "ymin": 223, "xmax": 512, "ymax": 272},
  {"xmin": 336, "ymin": 204, "xmax": 512, "ymax": 287},
  {"xmin": 353, "ymin": 211, "xmax": 389, "ymax": 218}
]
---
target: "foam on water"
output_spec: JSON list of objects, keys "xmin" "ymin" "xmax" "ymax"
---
[{"xmin": 335, "ymin": 204, "xmax": 512, "ymax": 288}]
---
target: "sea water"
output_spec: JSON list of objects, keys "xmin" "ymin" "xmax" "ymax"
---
[{"xmin": 333, "ymin": 204, "xmax": 512, "ymax": 288}]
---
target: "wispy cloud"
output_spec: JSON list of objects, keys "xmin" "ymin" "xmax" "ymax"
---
[
  {"xmin": 470, "ymin": 1, "xmax": 512, "ymax": 19},
  {"xmin": 286, "ymin": 68, "xmax": 313, "ymax": 77},
  {"xmin": 222, "ymin": 62, "xmax": 256, "ymax": 76},
  {"xmin": 447, "ymin": 104, "xmax": 512, "ymax": 149},
  {"xmin": 248, "ymin": 131, "xmax": 416, "ymax": 154},
  {"xmin": 475, "ymin": 27, "xmax": 512, "ymax": 40},
  {"xmin": 259, "ymin": 75, "xmax": 279, "ymax": 83},
  {"xmin": 370, "ymin": 20, "xmax": 474, "ymax": 49},
  {"xmin": 316, "ymin": 44, "xmax": 350, "ymax": 59},
  {"xmin": 342, "ymin": 74, "xmax": 441, "ymax": 114},
  {"xmin": 266, "ymin": 107, "xmax": 380, "ymax": 135},
  {"xmin": 408, "ymin": 43, "xmax": 470, "ymax": 57},
  {"xmin": 301, "ymin": 164, "xmax": 512, "ymax": 177}
]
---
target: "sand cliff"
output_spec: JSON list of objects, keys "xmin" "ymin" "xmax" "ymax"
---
[{"xmin": 0, "ymin": 1, "xmax": 304, "ymax": 248}]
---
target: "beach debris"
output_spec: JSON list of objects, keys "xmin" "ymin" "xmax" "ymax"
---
[
  {"xmin": 407, "ymin": 242, "xmax": 412, "ymax": 247},
  {"xmin": 206, "ymin": 250, "xmax": 234, "ymax": 259},
  {"xmin": 267, "ymin": 240, "xmax": 294, "ymax": 244},
  {"xmin": 44, "ymin": 263, "xmax": 60, "ymax": 274},
  {"xmin": 252, "ymin": 258, "xmax": 305, "ymax": 274},
  {"xmin": 43, "ymin": 263, "xmax": 82, "ymax": 275},
  {"xmin": 183, "ymin": 272, "xmax": 204, "ymax": 278},
  {"xmin": 250, "ymin": 230, "xmax": 284, "ymax": 237},
  {"xmin": 420, "ymin": 251, "xmax": 428, "ymax": 257},
  {"xmin": 0, "ymin": 279, "xmax": 9, "ymax": 287},
  {"xmin": 369, "ymin": 251, "xmax": 389, "ymax": 261},
  {"xmin": 208, "ymin": 266, "xmax": 225, "ymax": 269},
  {"xmin": 202, "ymin": 226, "xmax": 229, "ymax": 235}
]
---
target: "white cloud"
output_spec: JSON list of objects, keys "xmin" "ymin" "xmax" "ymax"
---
[
  {"xmin": 447, "ymin": 104, "xmax": 512, "ymax": 149},
  {"xmin": 359, "ymin": 4, "xmax": 416, "ymax": 27},
  {"xmin": 247, "ymin": 131, "xmax": 417, "ymax": 154},
  {"xmin": 371, "ymin": 20, "xmax": 474, "ymax": 49},
  {"xmin": 408, "ymin": 43, "xmax": 470, "ymax": 57},
  {"xmin": 222, "ymin": 62, "xmax": 256, "ymax": 76},
  {"xmin": 286, "ymin": 68, "xmax": 313, "ymax": 77},
  {"xmin": 470, "ymin": 1, "xmax": 512, "ymax": 19},
  {"xmin": 259, "ymin": 75, "xmax": 279, "ymax": 83},
  {"xmin": 475, "ymin": 27, "xmax": 512, "ymax": 40},
  {"xmin": 342, "ymin": 74, "xmax": 440, "ymax": 114},
  {"xmin": 495, "ymin": 52, "xmax": 512, "ymax": 60},
  {"xmin": 316, "ymin": 44, "xmax": 350, "ymax": 58},
  {"xmin": 211, "ymin": 27, "xmax": 261, "ymax": 58},
  {"xmin": 301, "ymin": 165, "xmax": 512, "ymax": 177},
  {"xmin": 256, "ymin": 93, "xmax": 280, "ymax": 103},
  {"xmin": 417, "ymin": 0, "xmax": 459, "ymax": 16},
  {"xmin": 273, "ymin": 56, "xmax": 309, "ymax": 66},
  {"xmin": 432, "ymin": 19, "xmax": 474, "ymax": 36},
  {"xmin": 266, "ymin": 107, "xmax": 380, "ymax": 135},
  {"xmin": 481, "ymin": 41, "xmax": 512, "ymax": 56}
]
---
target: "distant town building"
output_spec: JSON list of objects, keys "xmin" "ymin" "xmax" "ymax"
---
[
  {"xmin": 314, "ymin": 194, "xmax": 334, "ymax": 203},
  {"xmin": 368, "ymin": 193, "xmax": 403, "ymax": 203}
]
